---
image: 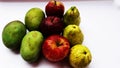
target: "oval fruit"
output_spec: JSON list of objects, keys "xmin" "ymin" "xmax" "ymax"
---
[
  {"xmin": 25, "ymin": 7, "xmax": 45, "ymax": 31},
  {"xmin": 2, "ymin": 20, "xmax": 26, "ymax": 49},
  {"xmin": 20, "ymin": 31, "xmax": 44, "ymax": 62}
]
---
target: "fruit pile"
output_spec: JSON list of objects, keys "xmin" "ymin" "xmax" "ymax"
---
[{"xmin": 2, "ymin": 0, "xmax": 92, "ymax": 68}]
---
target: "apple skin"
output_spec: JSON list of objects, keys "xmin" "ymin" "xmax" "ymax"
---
[
  {"xmin": 42, "ymin": 35, "xmax": 70, "ymax": 62},
  {"xmin": 45, "ymin": 0, "xmax": 65, "ymax": 18},
  {"xmin": 40, "ymin": 16, "xmax": 64, "ymax": 37}
]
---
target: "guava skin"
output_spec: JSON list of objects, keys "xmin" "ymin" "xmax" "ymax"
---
[
  {"xmin": 63, "ymin": 6, "xmax": 80, "ymax": 26},
  {"xmin": 69, "ymin": 44, "xmax": 92, "ymax": 68},
  {"xmin": 63, "ymin": 25, "xmax": 84, "ymax": 46}
]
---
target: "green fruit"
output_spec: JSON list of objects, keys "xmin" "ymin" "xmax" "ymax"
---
[
  {"xmin": 63, "ymin": 6, "xmax": 80, "ymax": 26},
  {"xmin": 63, "ymin": 25, "xmax": 84, "ymax": 46},
  {"xmin": 20, "ymin": 31, "xmax": 44, "ymax": 62},
  {"xmin": 2, "ymin": 20, "xmax": 26, "ymax": 49},
  {"xmin": 69, "ymin": 44, "xmax": 92, "ymax": 68},
  {"xmin": 25, "ymin": 7, "xmax": 45, "ymax": 31}
]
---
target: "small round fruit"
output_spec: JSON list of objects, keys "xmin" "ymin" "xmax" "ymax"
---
[
  {"xmin": 42, "ymin": 35, "xmax": 70, "ymax": 62},
  {"xmin": 63, "ymin": 25, "xmax": 84, "ymax": 46},
  {"xmin": 2, "ymin": 20, "xmax": 26, "ymax": 49},
  {"xmin": 45, "ymin": 0, "xmax": 65, "ymax": 18},
  {"xmin": 25, "ymin": 7, "xmax": 45, "ymax": 31},
  {"xmin": 20, "ymin": 31, "xmax": 44, "ymax": 62},
  {"xmin": 69, "ymin": 44, "xmax": 92, "ymax": 68},
  {"xmin": 40, "ymin": 16, "xmax": 64, "ymax": 37}
]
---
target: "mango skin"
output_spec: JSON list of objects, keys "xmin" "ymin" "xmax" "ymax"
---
[
  {"xmin": 2, "ymin": 20, "xmax": 26, "ymax": 49},
  {"xmin": 20, "ymin": 31, "xmax": 44, "ymax": 62},
  {"xmin": 25, "ymin": 8, "xmax": 45, "ymax": 31}
]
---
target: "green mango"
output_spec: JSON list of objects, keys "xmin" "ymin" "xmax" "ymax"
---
[
  {"xmin": 2, "ymin": 20, "xmax": 26, "ymax": 49},
  {"xmin": 20, "ymin": 31, "xmax": 44, "ymax": 62},
  {"xmin": 25, "ymin": 8, "xmax": 45, "ymax": 31}
]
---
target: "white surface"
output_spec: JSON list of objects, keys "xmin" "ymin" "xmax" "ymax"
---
[
  {"xmin": 0, "ymin": 1, "xmax": 120, "ymax": 68},
  {"xmin": 114, "ymin": 0, "xmax": 120, "ymax": 7}
]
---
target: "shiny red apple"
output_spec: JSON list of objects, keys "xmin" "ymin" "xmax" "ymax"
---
[
  {"xmin": 42, "ymin": 35, "xmax": 70, "ymax": 62},
  {"xmin": 40, "ymin": 16, "xmax": 64, "ymax": 37},
  {"xmin": 45, "ymin": 0, "xmax": 65, "ymax": 18}
]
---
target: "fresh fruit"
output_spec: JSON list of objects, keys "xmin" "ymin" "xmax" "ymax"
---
[
  {"xmin": 40, "ymin": 16, "xmax": 64, "ymax": 37},
  {"xmin": 2, "ymin": 1, "xmax": 93, "ymax": 67},
  {"xmin": 45, "ymin": 0, "xmax": 65, "ymax": 18},
  {"xmin": 69, "ymin": 44, "xmax": 92, "ymax": 68},
  {"xmin": 2, "ymin": 20, "xmax": 26, "ymax": 49},
  {"xmin": 20, "ymin": 31, "xmax": 44, "ymax": 62},
  {"xmin": 25, "ymin": 7, "xmax": 45, "ymax": 31},
  {"xmin": 63, "ymin": 25, "xmax": 84, "ymax": 46},
  {"xmin": 42, "ymin": 35, "xmax": 70, "ymax": 62},
  {"xmin": 63, "ymin": 6, "xmax": 80, "ymax": 26}
]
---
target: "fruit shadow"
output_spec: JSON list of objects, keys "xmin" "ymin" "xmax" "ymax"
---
[
  {"xmin": 23, "ymin": 50, "xmax": 72, "ymax": 68},
  {"xmin": 85, "ymin": 64, "xmax": 92, "ymax": 68},
  {"xmin": 27, "ymin": 51, "xmax": 44, "ymax": 67},
  {"xmin": 10, "ymin": 48, "xmax": 20, "ymax": 54},
  {"xmin": 85, "ymin": 66, "xmax": 91, "ymax": 68},
  {"xmin": 41, "ymin": 57, "xmax": 72, "ymax": 68},
  {"xmin": 58, "ymin": 58, "xmax": 73, "ymax": 68},
  {"xmin": 27, "ymin": 58, "xmax": 42, "ymax": 67},
  {"xmin": 28, "ymin": 55, "xmax": 72, "ymax": 68}
]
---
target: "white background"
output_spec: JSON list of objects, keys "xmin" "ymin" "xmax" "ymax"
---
[{"xmin": 0, "ymin": 1, "xmax": 120, "ymax": 68}]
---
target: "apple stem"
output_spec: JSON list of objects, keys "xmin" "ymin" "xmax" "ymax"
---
[
  {"xmin": 54, "ymin": 0, "xmax": 56, "ymax": 5},
  {"xmin": 51, "ymin": 17, "xmax": 54, "ymax": 23}
]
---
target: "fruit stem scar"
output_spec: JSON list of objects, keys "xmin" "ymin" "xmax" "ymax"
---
[
  {"xmin": 56, "ymin": 40, "xmax": 63, "ymax": 47},
  {"xmin": 83, "ymin": 51, "xmax": 87, "ymax": 54},
  {"xmin": 71, "ymin": 6, "xmax": 75, "ymax": 11},
  {"xmin": 73, "ymin": 26, "xmax": 76, "ymax": 28}
]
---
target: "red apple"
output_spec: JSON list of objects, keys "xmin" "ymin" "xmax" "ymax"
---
[
  {"xmin": 40, "ymin": 16, "xmax": 64, "ymax": 37},
  {"xmin": 42, "ymin": 35, "xmax": 70, "ymax": 62},
  {"xmin": 45, "ymin": 0, "xmax": 65, "ymax": 18}
]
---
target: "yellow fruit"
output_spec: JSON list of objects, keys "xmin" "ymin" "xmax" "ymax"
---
[
  {"xmin": 69, "ymin": 44, "xmax": 92, "ymax": 68},
  {"xmin": 63, "ymin": 25, "xmax": 84, "ymax": 46}
]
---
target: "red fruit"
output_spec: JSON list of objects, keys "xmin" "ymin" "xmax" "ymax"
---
[
  {"xmin": 40, "ymin": 16, "xmax": 64, "ymax": 37},
  {"xmin": 42, "ymin": 35, "xmax": 70, "ymax": 62},
  {"xmin": 45, "ymin": 0, "xmax": 65, "ymax": 18}
]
